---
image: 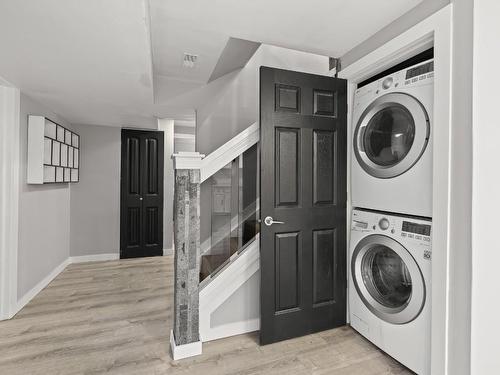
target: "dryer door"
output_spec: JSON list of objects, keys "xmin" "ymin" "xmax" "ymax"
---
[
  {"xmin": 353, "ymin": 93, "xmax": 429, "ymax": 178},
  {"xmin": 351, "ymin": 234, "xmax": 425, "ymax": 324}
]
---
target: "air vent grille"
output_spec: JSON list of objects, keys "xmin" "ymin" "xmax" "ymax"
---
[{"xmin": 183, "ymin": 53, "xmax": 198, "ymax": 68}]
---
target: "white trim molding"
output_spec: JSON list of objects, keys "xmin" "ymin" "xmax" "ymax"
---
[
  {"xmin": 163, "ymin": 248, "xmax": 173, "ymax": 256},
  {"xmin": 10, "ymin": 253, "xmax": 119, "ymax": 319},
  {"xmin": 338, "ymin": 6, "xmax": 452, "ymax": 375},
  {"xmin": 16, "ymin": 258, "xmax": 70, "ymax": 313},
  {"xmin": 69, "ymin": 253, "xmax": 119, "ymax": 263},
  {"xmin": 0, "ymin": 84, "xmax": 20, "ymax": 321},
  {"xmin": 170, "ymin": 330, "xmax": 202, "ymax": 360},
  {"xmin": 172, "ymin": 151, "xmax": 205, "ymax": 170},
  {"xmin": 199, "ymin": 235, "xmax": 260, "ymax": 342},
  {"xmin": 200, "ymin": 122, "xmax": 259, "ymax": 183},
  {"xmin": 173, "ymin": 133, "xmax": 195, "ymax": 140}
]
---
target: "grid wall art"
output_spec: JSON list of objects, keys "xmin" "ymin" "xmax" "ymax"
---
[{"xmin": 27, "ymin": 116, "xmax": 80, "ymax": 184}]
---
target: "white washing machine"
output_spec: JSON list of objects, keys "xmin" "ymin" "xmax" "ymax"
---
[
  {"xmin": 349, "ymin": 208, "xmax": 431, "ymax": 375},
  {"xmin": 351, "ymin": 60, "xmax": 433, "ymax": 217}
]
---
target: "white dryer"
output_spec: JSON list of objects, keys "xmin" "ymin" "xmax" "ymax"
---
[
  {"xmin": 349, "ymin": 209, "xmax": 431, "ymax": 375},
  {"xmin": 351, "ymin": 60, "xmax": 433, "ymax": 217}
]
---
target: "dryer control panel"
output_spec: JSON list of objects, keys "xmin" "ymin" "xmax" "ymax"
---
[{"xmin": 354, "ymin": 59, "xmax": 434, "ymax": 100}]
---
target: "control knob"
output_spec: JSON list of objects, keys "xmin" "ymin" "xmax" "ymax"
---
[
  {"xmin": 379, "ymin": 218, "xmax": 390, "ymax": 230},
  {"xmin": 382, "ymin": 77, "xmax": 393, "ymax": 89}
]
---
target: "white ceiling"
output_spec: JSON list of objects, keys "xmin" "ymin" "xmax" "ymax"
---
[
  {"xmin": 0, "ymin": 0, "xmax": 422, "ymax": 128},
  {"xmin": 0, "ymin": 0, "xmax": 157, "ymax": 128},
  {"xmin": 151, "ymin": 0, "xmax": 423, "ymax": 58}
]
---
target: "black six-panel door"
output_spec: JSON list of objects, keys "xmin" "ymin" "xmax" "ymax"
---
[
  {"xmin": 260, "ymin": 67, "xmax": 347, "ymax": 344},
  {"xmin": 120, "ymin": 129, "xmax": 164, "ymax": 259}
]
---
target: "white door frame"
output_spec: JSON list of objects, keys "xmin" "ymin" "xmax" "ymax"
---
[
  {"xmin": 338, "ymin": 5, "xmax": 453, "ymax": 375},
  {"xmin": 0, "ymin": 81, "xmax": 20, "ymax": 320}
]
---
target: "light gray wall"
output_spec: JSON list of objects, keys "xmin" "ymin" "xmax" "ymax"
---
[
  {"xmin": 211, "ymin": 271, "xmax": 260, "ymax": 327},
  {"xmin": 174, "ymin": 137, "xmax": 195, "ymax": 153},
  {"xmin": 340, "ymin": 0, "xmax": 450, "ymax": 68},
  {"xmin": 159, "ymin": 119, "xmax": 175, "ymax": 252},
  {"xmin": 471, "ymin": 1, "xmax": 500, "ymax": 373},
  {"xmin": 70, "ymin": 124, "xmax": 121, "ymax": 257},
  {"xmin": 447, "ymin": 1, "xmax": 473, "ymax": 374},
  {"xmin": 196, "ymin": 44, "xmax": 329, "ymax": 155},
  {"xmin": 17, "ymin": 94, "xmax": 72, "ymax": 299},
  {"xmin": 174, "ymin": 118, "xmax": 196, "ymax": 153}
]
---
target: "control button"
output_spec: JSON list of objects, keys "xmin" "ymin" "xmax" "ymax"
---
[
  {"xmin": 378, "ymin": 218, "xmax": 390, "ymax": 230},
  {"xmin": 391, "ymin": 229, "xmax": 395, "ymax": 234},
  {"xmin": 372, "ymin": 225, "xmax": 376, "ymax": 230},
  {"xmin": 412, "ymin": 78, "xmax": 418, "ymax": 83},
  {"xmin": 394, "ymin": 83, "xmax": 399, "ymax": 87},
  {"xmin": 415, "ymin": 235, "xmax": 422, "ymax": 240},
  {"xmin": 375, "ymin": 89, "xmax": 380, "ymax": 94},
  {"xmin": 401, "ymin": 232, "xmax": 407, "ymax": 237},
  {"xmin": 408, "ymin": 234, "xmax": 414, "ymax": 238},
  {"xmin": 382, "ymin": 77, "xmax": 393, "ymax": 89},
  {"xmin": 405, "ymin": 80, "xmax": 411, "ymax": 85},
  {"xmin": 424, "ymin": 237, "xmax": 431, "ymax": 242}
]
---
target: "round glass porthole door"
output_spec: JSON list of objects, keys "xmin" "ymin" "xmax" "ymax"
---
[
  {"xmin": 354, "ymin": 93, "xmax": 430, "ymax": 179},
  {"xmin": 351, "ymin": 234, "xmax": 425, "ymax": 324}
]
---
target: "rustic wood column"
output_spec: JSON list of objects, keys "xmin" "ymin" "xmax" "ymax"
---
[{"xmin": 170, "ymin": 151, "xmax": 204, "ymax": 360}]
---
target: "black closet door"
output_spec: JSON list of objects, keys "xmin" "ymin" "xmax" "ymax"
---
[
  {"xmin": 259, "ymin": 67, "xmax": 348, "ymax": 344},
  {"xmin": 120, "ymin": 129, "xmax": 164, "ymax": 259}
]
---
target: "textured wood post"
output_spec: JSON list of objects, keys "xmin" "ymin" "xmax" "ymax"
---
[{"xmin": 170, "ymin": 152, "xmax": 204, "ymax": 359}]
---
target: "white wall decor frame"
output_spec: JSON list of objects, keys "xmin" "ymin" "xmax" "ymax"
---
[
  {"xmin": 28, "ymin": 115, "xmax": 80, "ymax": 184},
  {"xmin": 337, "ymin": 5, "xmax": 452, "ymax": 375},
  {"xmin": 0, "ymin": 83, "xmax": 20, "ymax": 321}
]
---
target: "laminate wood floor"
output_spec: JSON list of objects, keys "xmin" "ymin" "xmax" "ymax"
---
[{"xmin": 0, "ymin": 256, "xmax": 413, "ymax": 374}]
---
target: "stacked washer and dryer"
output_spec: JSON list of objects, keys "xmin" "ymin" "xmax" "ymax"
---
[{"xmin": 349, "ymin": 60, "xmax": 434, "ymax": 375}]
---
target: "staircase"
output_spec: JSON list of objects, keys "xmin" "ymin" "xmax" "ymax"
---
[{"xmin": 194, "ymin": 122, "xmax": 261, "ymax": 342}]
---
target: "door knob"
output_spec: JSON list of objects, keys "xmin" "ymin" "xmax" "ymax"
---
[
  {"xmin": 139, "ymin": 197, "xmax": 143, "ymax": 201},
  {"xmin": 264, "ymin": 216, "xmax": 284, "ymax": 226}
]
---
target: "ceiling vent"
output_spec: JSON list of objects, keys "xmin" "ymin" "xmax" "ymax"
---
[{"xmin": 183, "ymin": 53, "xmax": 198, "ymax": 68}]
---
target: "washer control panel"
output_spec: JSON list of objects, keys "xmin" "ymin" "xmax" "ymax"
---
[
  {"xmin": 401, "ymin": 220, "xmax": 432, "ymax": 242},
  {"xmin": 378, "ymin": 217, "xmax": 390, "ymax": 230},
  {"xmin": 351, "ymin": 209, "xmax": 432, "ymax": 245}
]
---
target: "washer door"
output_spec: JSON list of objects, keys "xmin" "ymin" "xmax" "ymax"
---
[
  {"xmin": 353, "ymin": 93, "xmax": 429, "ymax": 178},
  {"xmin": 351, "ymin": 234, "xmax": 425, "ymax": 324}
]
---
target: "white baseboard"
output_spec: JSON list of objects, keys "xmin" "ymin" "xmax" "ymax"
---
[
  {"xmin": 170, "ymin": 330, "xmax": 202, "ymax": 360},
  {"xmin": 16, "ymin": 258, "xmax": 70, "ymax": 314},
  {"xmin": 13, "ymin": 250, "xmax": 173, "ymax": 320},
  {"xmin": 70, "ymin": 253, "xmax": 119, "ymax": 263},
  {"xmin": 201, "ymin": 318, "xmax": 259, "ymax": 343},
  {"xmin": 13, "ymin": 253, "xmax": 119, "ymax": 318},
  {"xmin": 163, "ymin": 248, "xmax": 173, "ymax": 256}
]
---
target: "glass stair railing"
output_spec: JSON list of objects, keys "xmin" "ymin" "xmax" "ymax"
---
[{"xmin": 199, "ymin": 143, "xmax": 260, "ymax": 284}]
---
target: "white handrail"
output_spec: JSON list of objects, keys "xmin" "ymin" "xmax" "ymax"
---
[{"xmin": 200, "ymin": 122, "xmax": 259, "ymax": 183}]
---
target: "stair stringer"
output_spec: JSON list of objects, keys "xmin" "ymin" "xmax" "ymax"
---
[{"xmin": 199, "ymin": 234, "xmax": 260, "ymax": 342}]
